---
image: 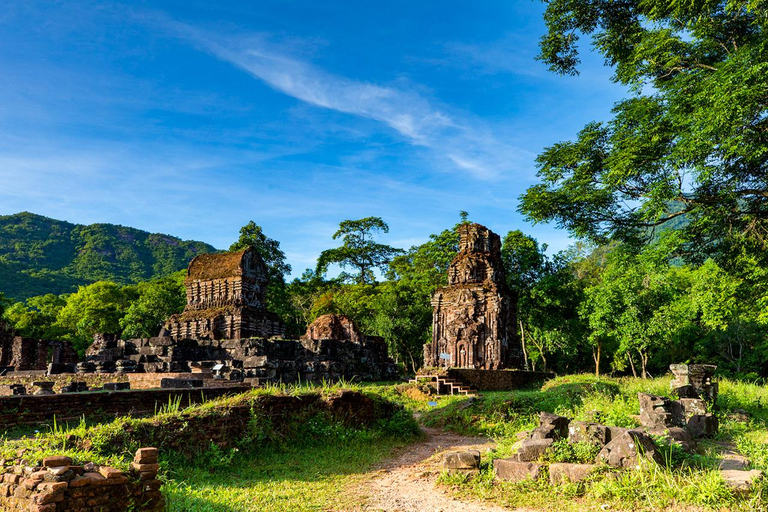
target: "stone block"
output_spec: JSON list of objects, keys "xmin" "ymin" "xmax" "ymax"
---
[
  {"xmin": 721, "ymin": 469, "xmax": 762, "ymax": 491},
  {"xmin": 69, "ymin": 476, "xmax": 91, "ymax": 488},
  {"xmin": 493, "ymin": 459, "xmax": 542, "ymax": 482},
  {"xmin": 596, "ymin": 430, "xmax": 662, "ymax": 468},
  {"xmin": 530, "ymin": 412, "xmax": 569, "ymax": 440},
  {"xmin": 567, "ymin": 421, "xmax": 610, "ymax": 446},
  {"xmin": 36, "ymin": 481, "xmax": 67, "ymax": 494},
  {"xmin": 548, "ymin": 463, "xmax": 598, "ymax": 484},
  {"xmin": 687, "ymin": 414, "xmax": 718, "ymax": 438},
  {"xmin": 42, "ymin": 456, "xmax": 72, "ymax": 468},
  {"xmin": 131, "ymin": 462, "xmax": 159, "ymax": 474},
  {"xmin": 648, "ymin": 427, "xmax": 695, "ymax": 452},
  {"xmin": 160, "ymin": 378, "xmax": 203, "ymax": 389},
  {"xmin": 47, "ymin": 466, "xmax": 70, "ymax": 477},
  {"xmin": 514, "ymin": 438, "xmax": 554, "ymax": 462},
  {"xmin": 442, "ymin": 450, "xmax": 481, "ymax": 469},
  {"xmin": 638, "ymin": 393, "xmax": 685, "ymax": 428},
  {"xmin": 31, "ymin": 491, "xmax": 64, "ymax": 504},
  {"xmin": 679, "ymin": 398, "xmax": 707, "ymax": 418},
  {"xmin": 97, "ymin": 467, "xmax": 121, "ymax": 479}
]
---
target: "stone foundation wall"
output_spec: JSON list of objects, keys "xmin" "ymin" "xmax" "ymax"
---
[
  {"xmin": 447, "ymin": 369, "xmax": 553, "ymax": 391},
  {"xmin": 0, "ymin": 449, "xmax": 163, "ymax": 512},
  {"xmin": 0, "ymin": 385, "xmax": 250, "ymax": 429}
]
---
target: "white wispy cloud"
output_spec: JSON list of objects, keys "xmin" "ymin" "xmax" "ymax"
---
[{"xmin": 161, "ymin": 22, "xmax": 530, "ymax": 181}]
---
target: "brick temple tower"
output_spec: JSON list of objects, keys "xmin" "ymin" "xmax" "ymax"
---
[
  {"xmin": 423, "ymin": 223, "xmax": 521, "ymax": 369},
  {"xmin": 165, "ymin": 247, "xmax": 283, "ymax": 340}
]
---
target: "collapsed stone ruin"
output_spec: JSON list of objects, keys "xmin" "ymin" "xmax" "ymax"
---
[
  {"xmin": 493, "ymin": 365, "xmax": 724, "ymax": 485},
  {"xmin": 83, "ymin": 313, "xmax": 398, "ymax": 383},
  {"xmin": 0, "ymin": 320, "xmax": 78, "ymax": 374},
  {"xmin": 424, "ymin": 223, "xmax": 522, "ymax": 370}
]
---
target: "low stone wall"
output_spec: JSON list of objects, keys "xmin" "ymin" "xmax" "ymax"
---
[
  {"xmin": 447, "ymin": 369, "xmax": 553, "ymax": 391},
  {"xmin": 0, "ymin": 385, "xmax": 251, "ymax": 429},
  {"xmin": 0, "ymin": 449, "xmax": 163, "ymax": 512},
  {"xmin": 0, "ymin": 372, "xmax": 246, "ymax": 394}
]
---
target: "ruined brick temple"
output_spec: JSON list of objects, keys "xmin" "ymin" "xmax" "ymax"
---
[
  {"xmin": 423, "ymin": 223, "xmax": 521, "ymax": 370},
  {"xmin": 165, "ymin": 247, "xmax": 283, "ymax": 340},
  {"xmin": 81, "ymin": 248, "xmax": 399, "ymax": 383}
]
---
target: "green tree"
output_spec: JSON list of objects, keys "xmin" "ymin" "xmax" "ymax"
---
[
  {"xmin": 501, "ymin": 232, "xmax": 588, "ymax": 372},
  {"xmin": 370, "ymin": 280, "xmax": 431, "ymax": 372},
  {"xmin": 229, "ymin": 221, "xmax": 292, "ymax": 279},
  {"xmin": 230, "ymin": 221, "xmax": 298, "ymax": 333},
  {"xmin": 580, "ymin": 240, "xmax": 694, "ymax": 378},
  {"xmin": 522, "ymin": 0, "xmax": 768, "ymax": 256},
  {"xmin": 316, "ymin": 217, "xmax": 403, "ymax": 284},
  {"xmin": 0, "ymin": 291, "xmax": 9, "ymax": 319},
  {"xmin": 119, "ymin": 272, "xmax": 186, "ymax": 339},
  {"xmin": 55, "ymin": 281, "xmax": 134, "ymax": 355},
  {"xmin": 3, "ymin": 294, "xmax": 67, "ymax": 340}
]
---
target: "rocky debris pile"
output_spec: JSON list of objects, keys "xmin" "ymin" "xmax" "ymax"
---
[
  {"xmin": 494, "ymin": 411, "xmax": 663, "ymax": 483},
  {"xmin": 0, "ymin": 448, "xmax": 163, "ymax": 511}
]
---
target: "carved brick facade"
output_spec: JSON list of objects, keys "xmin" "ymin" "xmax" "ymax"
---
[
  {"xmin": 423, "ymin": 223, "xmax": 521, "ymax": 370},
  {"xmin": 164, "ymin": 247, "xmax": 283, "ymax": 340}
]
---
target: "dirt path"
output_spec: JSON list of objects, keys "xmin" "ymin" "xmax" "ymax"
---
[{"xmin": 359, "ymin": 425, "xmax": 525, "ymax": 512}]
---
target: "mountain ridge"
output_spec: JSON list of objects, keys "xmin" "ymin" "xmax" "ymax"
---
[{"xmin": 0, "ymin": 212, "xmax": 218, "ymax": 300}]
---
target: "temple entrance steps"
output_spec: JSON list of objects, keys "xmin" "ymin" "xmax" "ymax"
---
[{"xmin": 409, "ymin": 374, "xmax": 477, "ymax": 396}]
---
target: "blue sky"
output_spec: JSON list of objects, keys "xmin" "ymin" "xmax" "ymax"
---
[{"xmin": 0, "ymin": 0, "xmax": 626, "ymax": 277}]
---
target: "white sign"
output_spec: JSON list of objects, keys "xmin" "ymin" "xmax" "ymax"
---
[{"xmin": 439, "ymin": 353, "xmax": 451, "ymax": 360}]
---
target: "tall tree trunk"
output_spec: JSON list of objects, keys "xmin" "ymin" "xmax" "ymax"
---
[
  {"xmin": 593, "ymin": 341, "xmax": 601, "ymax": 377},
  {"xmin": 638, "ymin": 349, "xmax": 648, "ymax": 379},
  {"xmin": 519, "ymin": 320, "xmax": 530, "ymax": 371},
  {"xmin": 628, "ymin": 353, "xmax": 637, "ymax": 378}
]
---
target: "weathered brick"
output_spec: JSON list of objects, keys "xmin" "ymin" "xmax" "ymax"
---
[
  {"xmin": 133, "ymin": 448, "xmax": 158, "ymax": 465},
  {"xmin": 42, "ymin": 456, "xmax": 72, "ymax": 468}
]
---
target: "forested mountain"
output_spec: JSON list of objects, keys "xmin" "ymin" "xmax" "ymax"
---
[{"xmin": 0, "ymin": 212, "xmax": 217, "ymax": 299}]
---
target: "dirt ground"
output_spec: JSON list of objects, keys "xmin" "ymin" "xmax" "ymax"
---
[{"xmin": 357, "ymin": 425, "xmax": 523, "ymax": 512}]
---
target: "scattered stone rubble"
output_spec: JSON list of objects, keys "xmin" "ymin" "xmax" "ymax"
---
[
  {"xmin": 493, "ymin": 380, "xmax": 724, "ymax": 485},
  {"xmin": 0, "ymin": 448, "xmax": 163, "ymax": 511},
  {"xmin": 424, "ymin": 223, "xmax": 522, "ymax": 370},
  {"xmin": 442, "ymin": 450, "xmax": 481, "ymax": 474}
]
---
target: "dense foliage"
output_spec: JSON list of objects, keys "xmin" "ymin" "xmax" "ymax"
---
[
  {"xmin": 0, "ymin": 212, "xmax": 216, "ymax": 300},
  {"xmin": 522, "ymin": 0, "xmax": 768, "ymax": 258}
]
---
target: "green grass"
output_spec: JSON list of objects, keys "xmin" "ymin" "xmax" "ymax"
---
[{"xmin": 162, "ymin": 424, "xmax": 412, "ymax": 511}]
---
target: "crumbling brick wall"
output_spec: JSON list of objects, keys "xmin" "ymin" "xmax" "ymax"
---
[{"xmin": 0, "ymin": 449, "xmax": 163, "ymax": 512}]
